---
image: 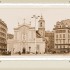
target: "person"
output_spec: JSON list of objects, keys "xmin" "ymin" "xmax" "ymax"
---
[{"xmin": 18, "ymin": 51, "xmax": 21, "ymax": 55}]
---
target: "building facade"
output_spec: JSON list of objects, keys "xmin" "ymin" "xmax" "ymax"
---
[
  {"xmin": 0, "ymin": 19, "xmax": 7, "ymax": 54},
  {"xmin": 7, "ymin": 16, "xmax": 45, "ymax": 54},
  {"xmin": 54, "ymin": 19, "xmax": 70, "ymax": 53},
  {"xmin": 13, "ymin": 24, "xmax": 45, "ymax": 54},
  {"xmin": 13, "ymin": 24, "xmax": 36, "ymax": 54}
]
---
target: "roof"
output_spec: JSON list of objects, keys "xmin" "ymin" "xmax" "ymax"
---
[
  {"xmin": 54, "ymin": 19, "xmax": 70, "ymax": 29},
  {"xmin": 45, "ymin": 31, "xmax": 54, "ymax": 37}
]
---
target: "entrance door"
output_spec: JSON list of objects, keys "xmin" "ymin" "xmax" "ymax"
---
[{"xmin": 22, "ymin": 48, "xmax": 26, "ymax": 54}]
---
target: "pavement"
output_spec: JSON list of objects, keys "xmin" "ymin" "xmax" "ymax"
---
[{"xmin": 11, "ymin": 53, "xmax": 70, "ymax": 56}]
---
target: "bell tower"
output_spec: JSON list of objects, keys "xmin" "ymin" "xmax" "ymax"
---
[{"xmin": 38, "ymin": 15, "xmax": 45, "ymax": 37}]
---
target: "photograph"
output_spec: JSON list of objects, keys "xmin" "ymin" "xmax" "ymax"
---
[{"xmin": 0, "ymin": 5, "xmax": 70, "ymax": 56}]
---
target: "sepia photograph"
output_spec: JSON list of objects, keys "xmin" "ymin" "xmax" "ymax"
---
[{"xmin": 0, "ymin": 5, "xmax": 70, "ymax": 56}]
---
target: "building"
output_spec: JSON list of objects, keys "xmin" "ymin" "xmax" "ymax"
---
[
  {"xmin": 37, "ymin": 15, "xmax": 54, "ymax": 53},
  {"xmin": 38, "ymin": 15, "xmax": 45, "ymax": 38},
  {"xmin": 53, "ymin": 19, "xmax": 70, "ymax": 53},
  {"xmin": 13, "ymin": 23, "xmax": 37, "ymax": 54},
  {"xmin": 36, "ymin": 15, "xmax": 46, "ymax": 53},
  {"xmin": 7, "ymin": 16, "xmax": 45, "ymax": 54},
  {"xmin": 45, "ymin": 31, "xmax": 54, "ymax": 53},
  {"xmin": 7, "ymin": 33, "xmax": 14, "ymax": 54},
  {"xmin": 13, "ymin": 24, "xmax": 45, "ymax": 54},
  {"xmin": 7, "ymin": 33, "xmax": 14, "ymax": 39},
  {"xmin": 0, "ymin": 19, "xmax": 7, "ymax": 54}
]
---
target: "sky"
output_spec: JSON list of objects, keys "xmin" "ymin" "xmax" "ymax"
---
[{"xmin": 0, "ymin": 5, "xmax": 70, "ymax": 34}]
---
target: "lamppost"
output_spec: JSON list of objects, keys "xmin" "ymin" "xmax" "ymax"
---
[{"xmin": 31, "ymin": 15, "xmax": 40, "ymax": 54}]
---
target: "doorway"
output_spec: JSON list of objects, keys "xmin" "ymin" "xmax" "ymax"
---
[{"xmin": 22, "ymin": 47, "xmax": 26, "ymax": 54}]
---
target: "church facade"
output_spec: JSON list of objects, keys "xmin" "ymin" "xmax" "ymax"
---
[{"xmin": 7, "ymin": 15, "xmax": 46, "ymax": 54}]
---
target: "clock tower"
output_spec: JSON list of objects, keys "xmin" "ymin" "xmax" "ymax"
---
[{"xmin": 38, "ymin": 15, "xmax": 45, "ymax": 37}]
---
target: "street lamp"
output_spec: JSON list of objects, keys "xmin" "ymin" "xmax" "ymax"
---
[
  {"xmin": 31, "ymin": 15, "xmax": 40, "ymax": 29},
  {"xmin": 31, "ymin": 15, "xmax": 40, "ymax": 54}
]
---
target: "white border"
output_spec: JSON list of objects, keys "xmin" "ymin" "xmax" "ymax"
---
[
  {"xmin": 0, "ymin": 56, "xmax": 70, "ymax": 60},
  {"xmin": 0, "ymin": 3, "xmax": 70, "ymax": 7},
  {"xmin": 0, "ymin": 3, "xmax": 70, "ymax": 60}
]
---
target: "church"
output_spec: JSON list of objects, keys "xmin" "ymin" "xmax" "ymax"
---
[{"xmin": 7, "ymin": 15, "xmax": 46, "ymax": 54}]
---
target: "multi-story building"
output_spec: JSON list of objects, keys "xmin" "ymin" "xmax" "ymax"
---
[
  {"xmin": 0, "ymin": 19, "xmax": 7, "ymax": 54},
  {"xmin": 53, "ymin": 19, "xmax": 70, "ymax": 53}
]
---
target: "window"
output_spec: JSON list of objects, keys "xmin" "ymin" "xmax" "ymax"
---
[
  {"xmin": 56, "ymin": 39, "xmax": 58, "ymax": 44},
  {"xmin": 63, "ymin": 39, "xmax": 65, "ymax": 44},
  {"xmin": 60, "ymin": 34, "xmax": 62, "ymax": 38},
  {"xmin": 63, "ymin": 34, "xmax": 65, "ymax": 38},
  {"xmin": 65, "ymin": 46, "xmax": 68, "ymax": 48},
  {"xmin": 68, "ymin": 39, "xmax": 70, "ymax": 44},
  {"xmin": 60, "ymin": 45, "xmax": 61, "ymax": 48},
  {"xmin": 60, "ymin": 40, "xmax": 61, "ymax": 44},
  {"xmin": 68, "ymin": 34, "xmax": 70, "ymax": 38},
  {"xmin": 56, "ymin": 34, "xmax": 58, "ymax": 38},
  {"xmin": 56, "ymin": 30, "xmax": 66, "ymax": 33},
  {"xmin": 58, "ymin": 46, "xmax": 60, "ymax": 49},
  {"xmin": 63, "ymin": 45, "xmax": 65, "ymax": 48}
]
